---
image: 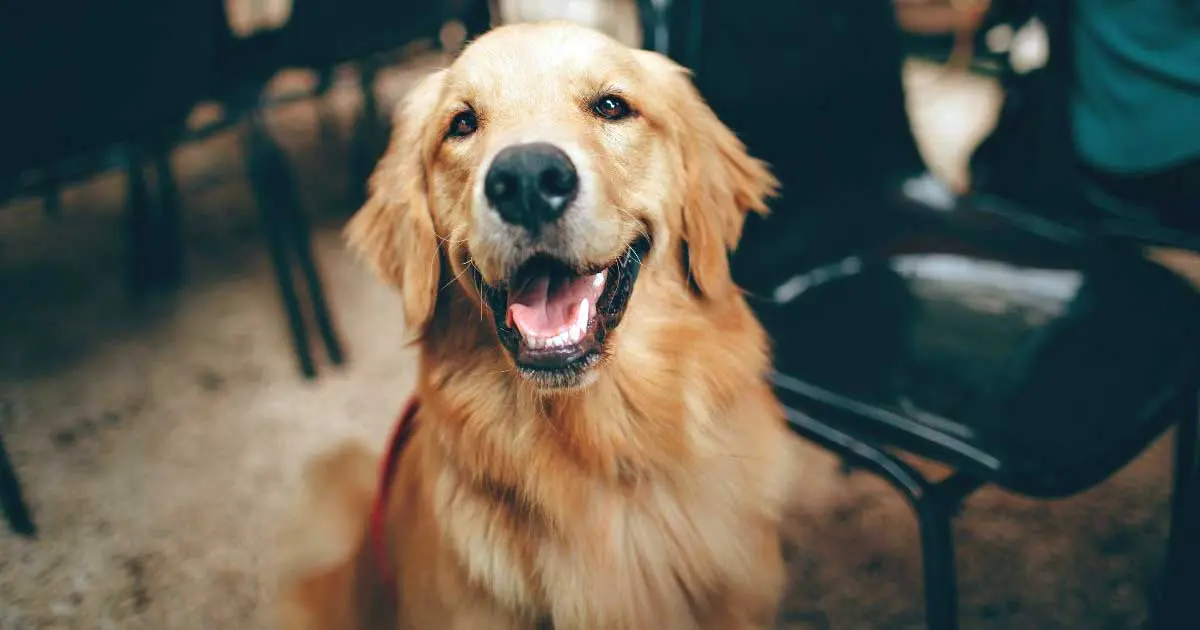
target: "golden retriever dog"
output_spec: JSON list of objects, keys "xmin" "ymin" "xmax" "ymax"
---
[{"xmin": 278, "ymin": 20, "xmax": 799, "ymax": 630}]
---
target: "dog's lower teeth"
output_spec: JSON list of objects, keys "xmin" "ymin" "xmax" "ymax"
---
[{"xmin": 523, "ymin": 330, "xmax": 582, "ymax": 349}]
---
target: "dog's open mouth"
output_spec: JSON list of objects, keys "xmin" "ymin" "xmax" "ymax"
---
[{"xmin": 478, "ymin": 236, "xmax": 651, "ymax": 387}]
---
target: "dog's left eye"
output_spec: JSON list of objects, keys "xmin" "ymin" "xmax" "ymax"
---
[{"xmin": 592, "ymin": 95, "xmax": 633, "ymax": 121}]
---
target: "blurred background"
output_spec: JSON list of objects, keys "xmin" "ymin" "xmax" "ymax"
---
[{"xmin": 1, "ymin": 1, "xmax": 1198, "ymax": 629}]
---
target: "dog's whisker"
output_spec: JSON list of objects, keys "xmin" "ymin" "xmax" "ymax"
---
[
  {"xmin": 443, "ymin": 262, "xmax": 473, "ymax": 292},
  {"xmin": 485, "ymin": 367, "xmax": 517, "ymax": 377},
  {"xmin": 438, "ymin": 233, "xmax": 472, "ymax": 247},
  {"xmin": 627, "ymin": 243, "xmax": 643, "ymax": 266},
  {"xmin": 634, "ymin": 224, "xmax": 653, "ymax": 245}
]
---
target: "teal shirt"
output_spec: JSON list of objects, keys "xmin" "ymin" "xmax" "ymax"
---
[{"xmin": 1072, "ymin": 0, "xmax": 1200, "ymax": 173}]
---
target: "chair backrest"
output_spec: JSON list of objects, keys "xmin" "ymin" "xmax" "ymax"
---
[
  {"xmin": 208, "ymin": 0, "xmax": 448, "ymax": 103},
  {"xmin": 664, "ymin": 0, "xmax": 930, "ymax": 290},
  {"xmin": 273, "ymin": 0, "xmax": 446, "ymax": 68},
  {"xmin": 970, "ymin": 1, "xmax": 1200, "ymax": 251},
  {"xmin": 0, "ymin": 1, "xmax": 217, "ymax": 180},
  {"xmin": 968, "ymin": 0, "xmax": 1077, "ymax": 215}
]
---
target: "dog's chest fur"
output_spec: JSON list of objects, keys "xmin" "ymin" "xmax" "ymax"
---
[
  {"xmin": 409, "ymin": 299, "xmax": 788, "ymax": 628},
  {"xmin": 432, "ymin": 454, "xmax": 770, "ymax": 629}
]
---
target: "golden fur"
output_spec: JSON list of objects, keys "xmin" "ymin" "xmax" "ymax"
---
[{"xmin": 278, "ymin": 21, "xmax": 800, "ymax": 630}]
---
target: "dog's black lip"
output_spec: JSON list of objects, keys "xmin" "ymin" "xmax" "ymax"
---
[{"xmin": 472, "ymin": 235, "xmax": 652, "ymax": 383}]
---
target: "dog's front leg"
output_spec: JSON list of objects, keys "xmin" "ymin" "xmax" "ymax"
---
[{"xmin": 699, "ymin": 533, "xmax": 788, "ymax": 630}]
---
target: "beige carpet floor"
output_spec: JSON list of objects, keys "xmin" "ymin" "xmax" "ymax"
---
[{"xmin": 0, "ymin": 53, "xmax": 1182, "ymax": 630}]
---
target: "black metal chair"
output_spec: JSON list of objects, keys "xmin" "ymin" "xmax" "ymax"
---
[
  {"xmin": 759, "ymin": 189, "xmax": 1200, "ymax": 629},
  {"xmin": 1, "ymin": 2, "xmax": 220, "ymax": 294},
  {"xmin": 0, "ymin": 0, "xmax": 220, "ymax": 539},
  {"xmin": 0, "ymin": 435, "xmax": 35, "ymax": 538},
  {"xmin": 645, "ymin": 1, "xmax": 1200, "ymax": 628},
  {"xmin": 206, "ymin": 0, "xmax": 478, "ymax": 378}
]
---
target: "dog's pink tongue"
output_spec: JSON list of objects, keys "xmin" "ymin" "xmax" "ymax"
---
[{"xmin": 508, "ymin": 273, "xmax": 599, "ymax": 337}]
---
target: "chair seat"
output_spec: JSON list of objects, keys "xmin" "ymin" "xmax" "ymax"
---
[{"xmin": 756, "ymin": 182, "xmax": 1200, "ymax": 498}]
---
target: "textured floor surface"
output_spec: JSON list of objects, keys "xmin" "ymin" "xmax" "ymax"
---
[{"xmin": 0, "ymin": 49, "xmax": 1185, "ymax": 629}]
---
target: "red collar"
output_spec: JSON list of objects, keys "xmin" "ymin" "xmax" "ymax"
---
[{"xmin": 369, "ymin": 397, "xmax": 420, "ymax": 592}]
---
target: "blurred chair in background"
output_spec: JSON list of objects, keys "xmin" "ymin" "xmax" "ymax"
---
[
  {"xmin": 0, "ymin": 1, "xmax": 219, "ymax": 292},
  {"xmin": 0, "ymin": 0, "xmax": 221, "ymax": 539},
  {"xmin": 687, "ymin": 0, "xmax": 929, "ymax": 295},
  {"xmin": 205, "ymin": 0, "xmax": 453, "ymax": 379},
  {"xmin": 0, "ymin": 0, "xmax": 492, "ymax": 536},
  {"xmin": 0, "ymin": 436, "xmax": 36, "ymax": 538},
  {"xmin": 650, "ymin": 1, "xmax": 1200, "ymax": 628},
  {"xmin": 970, "ymin": 0, "xmax": 1200, "ymax": 251}
]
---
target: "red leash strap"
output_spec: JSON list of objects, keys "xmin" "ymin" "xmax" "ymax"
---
[{"xmin": 369, "ymin": 397, "xmax": 420, "ymax": 593}]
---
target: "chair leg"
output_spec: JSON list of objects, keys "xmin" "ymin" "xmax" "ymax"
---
[
  {"xmin": 915, "ymin": 498, "xmax": 961, "ymax": 630},
  {"xmin": 0, "ymin": 433, "xmax": 36, "ymax": 537},
  {"xmin": 125, "ymin": 145, "xmax": 154, "ymax": 293},
  {"xmin": 1153, "ymin": 405, "xmax": 1198, "ymax": 629},
  {"xmin": 779, "ymin": 405, "xmax": 978, "ymax": 630},
  {"xmin": 917, "ymin": 473, "xmax": 984, "ymax": 630},
  {"xmin": 245, "ymin": 114, "xmax": 317, "ymax": 379},
  {"xmin": 314, "ymin": 67, "xmax": 342, "ymax": 161},
  {"xmin": 348, "ymin": 59, "xmax": 383, "ymax": 211},
  {"xmin": 126, "ymin": 142, "xmax": 184, "ymax": 294},
  {"xmin": 151, "ymin": 142, "xmax": 184, "ymax": 289},
  {"xmin": 278, "ymin": 171, "xmax": 345, "ymax": 367}
]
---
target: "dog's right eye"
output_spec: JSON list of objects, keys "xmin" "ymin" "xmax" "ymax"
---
[{"xmin": 446, "ymin": 110, "xmax": 478, "ymax": 138}]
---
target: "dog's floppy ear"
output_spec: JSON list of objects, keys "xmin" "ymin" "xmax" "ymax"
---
[
  {"xmin": 345, "ymin": 70, "xmax": 447, "ymax": 338},
  {"xmin": 638, "ymin": 51, "xmax": 778, "ymax": 299}
]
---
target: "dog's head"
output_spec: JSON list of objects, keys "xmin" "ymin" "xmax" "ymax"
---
[{"xmin": 347, "ymin": 21, "xmax": 776, "ymax": 391}]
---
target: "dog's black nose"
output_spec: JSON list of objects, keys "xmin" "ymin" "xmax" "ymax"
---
[{"xmin": 484, "ymin": 142, "xmax": 579, "ymax": 233}]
